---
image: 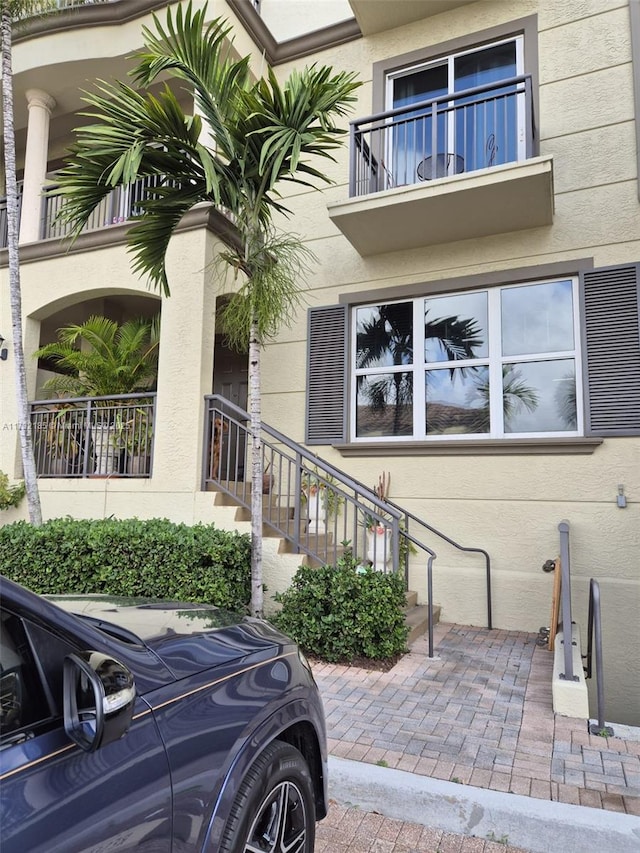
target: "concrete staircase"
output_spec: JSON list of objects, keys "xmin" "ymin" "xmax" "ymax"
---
[{"xmin": 203, "ymin": 482, "xmax": 436, "ymax": 645}]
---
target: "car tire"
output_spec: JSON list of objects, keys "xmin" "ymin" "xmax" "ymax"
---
[{"xmin": 218, "ymin": 739, "xmax": 316, "ymax": 853}]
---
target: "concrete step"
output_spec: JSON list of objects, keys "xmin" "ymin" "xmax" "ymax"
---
[
  {"xmin": 405, "ymin": 603, "xmax": 441, "ymax": 646},
  {"xmin": 405, "ymin": 589, "xmax": 418, "ymax": 609}
]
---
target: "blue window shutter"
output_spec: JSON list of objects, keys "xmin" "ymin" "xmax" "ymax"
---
[
  {"xmin": 582, "ymin": 264, "xmax": 640, "ymax": 435},
  {"xmin": 306, "ymin": 305, "xmax": 348, "ymax": 444}
]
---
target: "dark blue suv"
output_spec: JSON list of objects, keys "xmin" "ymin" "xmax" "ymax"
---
[{"xmin": 0, "ymin": 576, "xmax": 327, "ymax": 852}]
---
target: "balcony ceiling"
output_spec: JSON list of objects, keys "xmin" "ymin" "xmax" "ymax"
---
[
  {"xmin": 327, "ymin": 156, "xmax": 554, "ymax": 257},
  {"xmin": 348, "ymin": 0, "xmax": 476, "ymax": 35}
]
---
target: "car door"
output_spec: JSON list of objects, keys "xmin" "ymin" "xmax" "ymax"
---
[{"xmin": 0, "ymin": 605, "xmax": 173, "ymax": 853}]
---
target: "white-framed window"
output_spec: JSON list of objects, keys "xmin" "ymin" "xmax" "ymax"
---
[
  {"xmin": 351, "ymin": 277, "xmax": 582, "ymax": 441},
  {"xmin": 384, "ymin": 36, "xmax": 525, "ymax": 185}
]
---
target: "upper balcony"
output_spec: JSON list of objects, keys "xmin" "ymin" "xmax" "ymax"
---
[
  {"xmin": 328, "ymin": 74, "xmax": 554, "ymax": 256},
  {"xmin": 1, "ymin": 175, "xmax": 170, "ymax": 249},
  {"xmin": 348, "ymin": 0, "xmax": 476, "ymax": 35}
]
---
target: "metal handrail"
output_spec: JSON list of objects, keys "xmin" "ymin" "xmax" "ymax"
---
[
  {"xmin": 557, "ymin": 520, "xmax": 577, "ymax": 682},
  {"xmin": 349, "ymin": 73, "xmax": 534, "ymax": 197},
  {"xmin": 204, "ymin": 395, "xmax": 492, "ymax": 655},
  {"xmin": 381, "ymin": 496, "xmax": 492, "ymax": 631},
  {"xmin": 585, "ymin": 579, "xmax": 614, "ymax": 737}
]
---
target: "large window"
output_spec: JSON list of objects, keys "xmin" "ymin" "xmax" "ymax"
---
[{"xmin": 352, "ymin": 278, "xmax": 581, "ymax": 440}]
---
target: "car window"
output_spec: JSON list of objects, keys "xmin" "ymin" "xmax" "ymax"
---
[{"xmin": 0, "ymin": 611, "xmax": 53, "ymax": 742}]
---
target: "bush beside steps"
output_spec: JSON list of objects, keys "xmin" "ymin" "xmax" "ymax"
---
[{"xmin": 272, "ymin": 549, "xmax": 409, "ymax": 665}]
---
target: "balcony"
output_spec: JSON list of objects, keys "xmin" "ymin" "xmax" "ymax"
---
[
  {"xmin": 29, "ymin": 394, "xmax": 155, "ymax": 478},
  {"xmin": 349, "ymin": 0, "xmax": 476, "ymax": 35},
  {"xmin": 0, "ymin": 175, "xmax": 164, "ymax": 249},
  {"xmin": 328, "ymin": 74, "xmax": 554, "ymax": 256}
]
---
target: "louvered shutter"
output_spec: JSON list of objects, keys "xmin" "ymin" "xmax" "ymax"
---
[
  {"xmin": 306, "ymin": 305, "xmax": 348, "ymax": 444},
  {"xmin": 582, "ymin": 264, "xmax": 640, "ymax": 435}
]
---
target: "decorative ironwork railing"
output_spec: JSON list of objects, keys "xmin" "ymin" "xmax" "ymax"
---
[
  {"xmin": 29, "ymin": 393, "xmax": 155, "ymax": 478},
  {"xmin": 204, "ymin": 395, "xmax": 492, "ymax": 655},
  {"xmin": 349, "ymin": 74, "xmax": 535, "ymax": 197}
]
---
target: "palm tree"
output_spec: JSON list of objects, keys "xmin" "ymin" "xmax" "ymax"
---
[
  {"xmin": 1, "ymin": 0, "xmax": 53, "ymax": 525},
  {"xmin": 34, "ymin": 315, "xmax": 159, "ymax": 397},
  {"xmin": 52, "ymin": 2, "xmax": 359, "ymax": 615}
]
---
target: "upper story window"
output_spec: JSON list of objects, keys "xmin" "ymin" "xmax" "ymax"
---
[
  {"xmin": 348, "ymin": 18, "xmax": 539, "ymax": 197},
  {"xmin": 386, "ymin": 36, "xmax": 524, "ymax": 184},
  {"xmin": 352, "ymin": 278, "xmax": 581, "ymax": 441}
]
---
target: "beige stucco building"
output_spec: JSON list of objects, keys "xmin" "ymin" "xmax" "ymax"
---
[{"xmin": 1, "ymin": 0, "xmax": 639, "ymax": 726}]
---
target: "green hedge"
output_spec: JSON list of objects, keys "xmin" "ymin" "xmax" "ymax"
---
[
  {"xmin": 0, "ymin": 517, "xmax": 251, "ymax": 611},
  {"xmin": 273, "ymin": 550, "xmax": 409, "ymax": 663}
]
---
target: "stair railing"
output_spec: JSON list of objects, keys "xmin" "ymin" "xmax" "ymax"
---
[
  {"xmin": 204, "ymin": 395, "xmax": 491, "ymax": 655},
  {"xmin": 557, "ymin": 520, "xmax": 577, "ymax": 683},
  {"xmin": 585, "ymin": 579, "xmax": 614, "ymax": 737}
]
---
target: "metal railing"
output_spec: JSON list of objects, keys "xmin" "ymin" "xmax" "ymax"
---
[
  {"xmin": 349, "ymin": 74, "xmax": 535, "ymax": 197},
  {"xmin": 0, "ymin": 183, "xmax": 23, "ymax": 249},
  {"xmin": 585, "ymin": 579, "xmax": 614, "ymax": 737},
  {"xmin": 41, "ymin": 175, "xmax": 166, "ymax": 241},
  {"xmin": 203, "ymin": 395, "xmax": 492, "ymax": 655},
  {"xmin": 29, "ymin": 393, "xmax": 155, "ymax": 478},
  {"xmin": 557, "ymin": 520, "xmax": 577, "ymax": 682}
]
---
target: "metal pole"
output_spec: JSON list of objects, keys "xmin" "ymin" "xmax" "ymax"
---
[
  {"xmin": 427, "ymin": 555, "xmax": 434, "ymax": 658},
  {"xmin": 558, "ymin": 520, "xmax": 576, "ymax": 681}
]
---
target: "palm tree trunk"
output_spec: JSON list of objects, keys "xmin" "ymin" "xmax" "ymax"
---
[
  {"xmin": 248, "ymin": 310, "xmax": 263, "ymax": 617},
  {"xmin": 1, "ymin": 9, "xmax": 42, "ymax": 525}
]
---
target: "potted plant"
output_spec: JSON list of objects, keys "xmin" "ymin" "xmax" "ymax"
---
[
  {"xmin": 300, "ymin": 468, "xmax": 344, "ymax": 534},
  {"xmin": 302, "ymin": 476, "xmax": 326, "ymax": 534},
  {"xmin": 363, "ymin": 513, "xmax": 392, "ymax": 572}
]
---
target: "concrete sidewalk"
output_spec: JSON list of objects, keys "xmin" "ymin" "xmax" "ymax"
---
[{"xmin": 312, "ymin": 622, "xmax": 640, "ymax": 851}]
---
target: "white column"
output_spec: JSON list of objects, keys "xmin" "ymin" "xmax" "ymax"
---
[{"xmin": 19, "ymin": 89, "xmax": 56, "ymax": 245}]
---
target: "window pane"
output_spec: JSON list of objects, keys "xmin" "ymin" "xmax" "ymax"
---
[
  {"xmin": 392, "ymin": 65, "xmax": 448, "ymax": 185},
  {"xmin": 425, "ymin": 366, "xmax": 490, "ymax": 435},
  {"xmin": 425, "ymin": 292, "xmax": 488, "ymax": 362},
  {"xmin": 454, "ymin": 42, "xmax": 519, "ymax": 170},
  {"xmin": 454, "ymin": 42, "xmax": 517, "ymax": 92},
  {"xmin": 503, "ymin": 360, "xmax": 576, "ymax": 433},
  {"xmin": 356, "ymin": 303, "xmax": 413, "ymax": 368},
  {"xmin": 356, "ymin": 373, "xmax": 413, "ymax": 437},
  {"xmin": 501, "ymin": 280, "xmax": 574, "ymax": 356}
]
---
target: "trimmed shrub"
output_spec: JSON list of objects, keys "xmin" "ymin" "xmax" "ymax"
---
[
  {"xmin": 0, "ymin": 517, "xmax": 251, "ymax": 611},
  {"xmin": 273, "ymin": 550, "xmax": 409, "ymax": 663}
]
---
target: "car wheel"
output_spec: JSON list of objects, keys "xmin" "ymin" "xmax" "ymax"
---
[{"xmin": 219, "ymin": 739, "xmax": 316, "ymax": 853}]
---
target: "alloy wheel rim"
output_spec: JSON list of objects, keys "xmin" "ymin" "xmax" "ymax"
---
[{"xmin": 243, "ymin": 779, "xmax": 307, "ymax": 853}]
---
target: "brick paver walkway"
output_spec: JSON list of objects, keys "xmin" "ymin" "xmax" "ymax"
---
[{"xmin": 312, "ymin": 622, "xmax": 640, "ymax": 817}]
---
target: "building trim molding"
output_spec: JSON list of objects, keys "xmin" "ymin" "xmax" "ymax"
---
[
  {"xmin": 15, "ymin": 0, "xmax": 362, "ymax": 64},
  {"xmin": 339, "ymin": 258, "xmax": 595, "ymax": 305},
  {"xmin": 335, "ymin": 438, "xmax": 604, "ymax": 457},
  {"xmin": 0, "ymin": 205, "xmax": 239, "ymax": 267}
]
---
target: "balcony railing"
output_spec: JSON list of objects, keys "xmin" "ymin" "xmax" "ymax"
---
[
  {"xmin": 350, "ymin": 74, "xmax": 535, "ymax": 197},
  {"xmin": 0, "ymin": 183, "xmax": 23, "ymax": 248},
  {"xmin": 41, "ymin": 174, "xmax": 166, "ymax": 241},
  {"xmin": 29, "ymin": 393, "xmax": 155, "ymax": 478},
  {"xmin": 0, "ymin": 175, "xmax": 167, "ymax": 249}
]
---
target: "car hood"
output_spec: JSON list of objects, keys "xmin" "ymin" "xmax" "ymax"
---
[{"xmin": 48, "ymin": 595, "xmax": 288, "ymax": 679}]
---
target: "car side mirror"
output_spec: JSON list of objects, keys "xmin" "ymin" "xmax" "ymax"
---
[{"xmin": 63, "ymin": 651, "xmax": 135, "ymax": 752}]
